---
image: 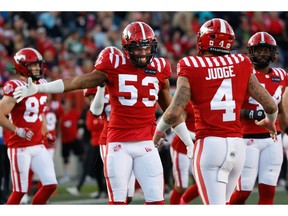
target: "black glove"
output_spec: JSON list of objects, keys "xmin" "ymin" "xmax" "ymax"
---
[{"xmin": 243, "ymin": 109, "xmax": 265, "ymax": 121}]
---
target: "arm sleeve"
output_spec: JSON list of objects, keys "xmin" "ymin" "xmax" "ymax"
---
[{"xmin": 90, "ymin": 86, "xmax": 105, "ymax": 116}]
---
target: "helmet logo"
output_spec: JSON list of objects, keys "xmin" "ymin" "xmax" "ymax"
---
[
  {"xmin": 123, "ymin": 28, "xmax": 132, "ymax": 40},
  {"xmin": 14, "ymin": 54, "xmax": 26, "ymax": 64}
]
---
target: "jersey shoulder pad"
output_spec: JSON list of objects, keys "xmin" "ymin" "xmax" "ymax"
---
[
  {"xmin": 150, "ymin": 57, "xmax": 171, "ymax": 78},
  {"xmin": 3, "ymin": 79, "xmax": 26, "ymax": 96},
  {"xmin": 38, "ymin": 78, "xmax": 48, "ymax": 84},
  {"xmin": 95, "ymin": 52, "xmax": 127, "ymax": 70}
]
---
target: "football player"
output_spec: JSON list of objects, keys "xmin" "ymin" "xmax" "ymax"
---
[
  {"xmin": 12, "ymin": 22, "xmax": 194, "ymax": 204},
  {"xmin": 229, "ymin": 32, "xmax": 288, "ymax": 204},
  {"xmin": 89, "ymin": 46, "xmax": 136, "ymax": 203},
  {"xmin": 153, "ymin": 18, "xmax": 278, "ymax": 204},
  {"xmin": 0, "ymin": 48, "xmax": 57, "ymax": 204}
]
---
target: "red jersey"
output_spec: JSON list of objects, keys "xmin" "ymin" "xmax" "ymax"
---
[
  {"xmin": 44, "ymin": 100, "xmax": 64, "ymax": 148},
  {"xmin": 178, "ymin": 54, "xmax": 254, "ymax": 139},
  {"xmin": 60, "ymin": 109, "xmax": 80, "ymax": 143},
  {"xmin": 241, "ymin": 68, "xmax": 288, "ymax": 135},
  {"xmin": 95, "ymin": 53, "xmax": 171, "ymax": 142},
  {"xmin": 3, "ymin": 79, "xmax": 48, "ymax": 148},
  {"xmin": 86, "ymin": 111, "xmax": 104, "ymax": 146}
]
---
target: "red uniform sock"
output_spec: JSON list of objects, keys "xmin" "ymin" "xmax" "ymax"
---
[
  {"xmin": 229, "ymin": 190, "xmax": 251, "ymax": 204},
  {"xmin": 145, "ymin": 200, "xmax": 165, "ymax": 204},
  {"xmin": 169, "ymin": 188, "xmax": 183, "ymax": 204},
  {"xmin": 181, "ymin": 184, "xmax": 199, "ymax": 204},
  {"xmin": 32, "ymin": 184, "xmax": 57, "ymax": 204},
  {"xmin": 258, "ymin": 183, "xmax": 275, "ymax": 204},
  {"xmin": 6, "ymin": 191, "xmax": 26, "ymax": 204},
  {"xmin": 108, "ymin": 201, "xmax": 127, "ymax": 204}
]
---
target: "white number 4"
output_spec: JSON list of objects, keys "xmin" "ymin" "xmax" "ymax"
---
[{"xmin": 210, "ymin": 79, "xmax": 236, "ymax": 121}]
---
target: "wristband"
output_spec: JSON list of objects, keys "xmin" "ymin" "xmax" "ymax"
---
[
  {"xmin": 173, "ymin": 122, "xmax": 194, "ymax": 147},
  {"xmin": 243, "ymin": 109, "xmax": 254, "ymax": 119},
  {"xmin": 156, "ymin": 117, "xmax": 171, "ymax": 133},
  {"xmin": 264, "ymin": 110, "xmax": 278, "ymax": 124},
  {"xmin": 38, "ymin": 80, "xmax": 65, "ymax": 93}
]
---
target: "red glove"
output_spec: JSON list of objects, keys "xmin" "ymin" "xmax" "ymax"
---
[
  {"xmin": 45, "ymin": 132, "xmax": 56, "ymax": 146},
  {"xmin": 15, "ymin": 127, "xmax": 34, "ymax": 141}
]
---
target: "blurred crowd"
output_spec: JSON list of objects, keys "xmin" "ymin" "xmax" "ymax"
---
[{"xmin": 1, "ymin": 11, "xmax": 288, "ymax": 110}]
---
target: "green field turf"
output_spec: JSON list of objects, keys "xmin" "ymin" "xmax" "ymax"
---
[{"xmin": 48, "ymin": 184, "xmax": 288, "ymax": 205}]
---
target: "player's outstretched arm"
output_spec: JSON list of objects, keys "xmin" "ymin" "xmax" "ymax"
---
[
  {"xmin": 248, "ymin": 73, "xmax": 278, "ymax": 140},
  {"xmin": 154, "ymin": 76, "xmax": 194, "ymax": 158},
  {"xmin": 13, "ymin": 70, "xmax": 108, "ymax": 103}
]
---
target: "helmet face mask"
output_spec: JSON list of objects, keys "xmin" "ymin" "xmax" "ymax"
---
[
  {"xmin": 247, "ymin": 32, "xmax": 277, "ymax": 69},
  {"xmin": 122, "ymin": 22, "xmax": 158, "ymax": 68},
  {"xmin": 197, "ymin": 18, "xmax": 235, "ymax": 56},
  {"xmin": 13, "ymin": 48, "xmax": 45, "ymax": 80}
]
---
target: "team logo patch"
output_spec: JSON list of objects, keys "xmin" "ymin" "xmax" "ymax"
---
[
  {"xmin": 3, "ymin": 83, "xmax": 14, "ymax": 95},
  {"xmin": 271, "ymin": 77, "xmax": 280, "ymax": 82},
  {"xmin": 113, "ymin": 144, "xmax": 122, "ymax": 152},
  {"xmin": 145, "ymin": 69, "xmax": 156, "ymax": 75},
  {"xmin": 247, "ymin": 139, "xmax": 254, "ymax": 146},
  {"xmin": 145, "ymin": 147, "xmax": 152, "ymax": 152}
]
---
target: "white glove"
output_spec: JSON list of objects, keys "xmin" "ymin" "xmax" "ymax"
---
[
  {"xmin": 13, "ymin": 77, "xmax": 39, "ymax": 103},
  {"xmin": 186, "ymin": 144, "xmax": 194, "ymax": 159},
  {"xmin": 15, "ymin": 127, "xmax": 34, "ymax": 141}
]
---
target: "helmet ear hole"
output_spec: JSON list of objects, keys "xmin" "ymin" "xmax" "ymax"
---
[{"xmin": 210, "ymin": 35, "xmax": 216, "ymax": 39}]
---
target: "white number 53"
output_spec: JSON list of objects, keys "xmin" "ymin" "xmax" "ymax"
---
[{"xmin": 118, "ymin": 74, "xmax": 159, "ymax": 107}]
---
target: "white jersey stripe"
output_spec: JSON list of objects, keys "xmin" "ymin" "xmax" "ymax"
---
[
  {"xmin": 183, "ymin": 57, "xmax": 191, "ymax": 67},
  {"xmin": 204, "ymin": 57, "xmax": 213, "ymax": 67},
  {"xmin": 11, "ymin": 79, "xmax": 25, "ymax": 87},
  {"xmin": 219, "ymin": 56, "xmax": 227, "ymax": 66},
  {"xmin": 212, "ymin": 58, "xmax": 220, "ymax": 67},
  {"xmin": 231, "ymin": 54, "xmax": 240, "ymax": 64},
  {"xmin": 154, "ymin": 58, "xmax": 161, "ymax": 72},
  {"xmin": 114, "ymin": 55, "xmax": 120, "ymax": 68},
  {"xmin": 238, "ymin": 54, "xmax": 245, "ymax": 61},
  {"xmin": 273, "ymin": 68, "xmax": 284, "ymax": 80},
  {"xmin": 121, "ymin": 56, "xmax": 126, "ymax": 64},
  {"xmin": 160, "ymin": 57, "xmax": 166, "ymax": 68},
  {"xmin": 196, "ymin": 56, "xmax": 206, "ymax": 67},
  {"xmin": 224, "ymin": 55, "xmax": 233, "ymax": 64},
  {"xmin": 39, "ymin": 79, "xmax": 47, "ymax": 84},
  {"xmin": 189, "ymin": 56, "xmax": 199, "ymax": 67}
]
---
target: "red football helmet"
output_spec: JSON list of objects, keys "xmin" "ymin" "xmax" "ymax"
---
[
  {"xmin": 247, "ymin": 32, "xmax": 277, "ymax": 68},
  {"xmin": 121, "ymin": 21, "xmax": 157, "ymax": 68},
  {"xmin": 197, "ymin": 18, "xmax": 235, "ymax": 55},
  {"xmin": 13, "ymin": 48, "xmax": 45, "ymax": 80}
]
